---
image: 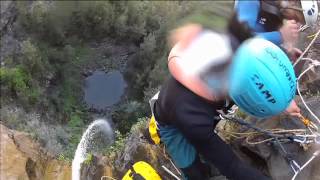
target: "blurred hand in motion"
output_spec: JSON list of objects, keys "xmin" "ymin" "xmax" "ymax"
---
[
  {"xmin": 284, "ymin": 100, "xmax": 301, "ymax": 118},
  {"xmin": 286, "ymin": 47, "xmax": 302, "ymax": 63},
  {"xmin": 279, "ymin": 20, "xmax": 300, "ymax": 49},
  {"xmin": 168, "ymin": 23, "xmax": 202, "ymax": 49}
]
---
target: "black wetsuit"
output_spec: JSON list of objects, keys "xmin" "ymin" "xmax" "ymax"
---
[{"xmin": 154, "ymin": 76, "xmax": 270, "ymax": 180}]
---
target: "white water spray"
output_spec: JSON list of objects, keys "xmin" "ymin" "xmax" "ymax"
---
[{"xmin": 72, "ymin": 119, "xmax": 114, "ymax": 180}]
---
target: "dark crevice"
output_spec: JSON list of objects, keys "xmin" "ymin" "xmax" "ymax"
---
[
  {"xmin": 26, "ymin": 158, "xmax": 37, "ymax": 180},
  {"xmin": 239, "ymin": 146, "xmax": 270, "ymax": 176}
]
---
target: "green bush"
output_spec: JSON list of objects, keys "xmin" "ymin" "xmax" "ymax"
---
[
  {"xmin": 67, "ymin": 1, "xmax": 115, "ymax": 40},
  {"xmin": 112, "ymin": 101, "xmax": 147, "ymax": 134},
  {"xmin": 129, "ymin": 117, "xmax": 148, "ymax": 135},
  {"xmin": 17, "ymin": 1, "xmax": 66, "ymax": 45},
  {"xmin": 60, "ymin": 112, "xmax": 87, "ymax": 159},
  {"xmin": 125, "ymin": 33, "xmax": 159, "ymax": 99},
  {"xmin": 113, "ymin": 1, "xmax": 148, "ymax": 42},
  {"xmin": 104, "ymin": 130, "xmax": 126, "ymax": 158},
  {"xmin": 68, "ymin": 113, "xmax": 85, "ymax": 130},
  {"xmin": 0, "ymin": 67, "xmax": 28, "ymax": 93},
  {"xmin": 83, "ymin": 153, "xmax": 93, "ymax": 165},
  {"xmin": 103, "ymin": 117, "xmax": 148, "ymax": 158},
  {"xmin": 20, "ymin": 40, "xmax": 48, "ymax": 78},
  {"xmin": 16, "ymin": 1, "xmax": 168, "ymax": 44},
  {"xmin": 57, "ymin": 153, "xmax": 71, "ymax": 163},
  {"xmin": 0, "ymin": 67, "xmax": 40, "ymax": 105}
]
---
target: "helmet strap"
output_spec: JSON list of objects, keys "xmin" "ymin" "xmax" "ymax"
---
[
  {"xmin": 279, "ymin": 0, "xmax": 304, "ymax": 12},
  {"xmin": 261, "ymin": 0, "xmax": 282, "ymax": 18},
  {"xmin": 281, "ymin": 6, "xmax": 304, "ymax": 12}
]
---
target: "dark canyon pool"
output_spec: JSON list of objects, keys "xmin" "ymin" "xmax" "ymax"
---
[{"xmin": 84, "ymin": 70, "xmax": 126, "ymax": 110}]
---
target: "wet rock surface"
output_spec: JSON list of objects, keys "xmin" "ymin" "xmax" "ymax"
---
[{"xmin": 297, "ymin": 21, "xmax": 320, "ymax": 94}]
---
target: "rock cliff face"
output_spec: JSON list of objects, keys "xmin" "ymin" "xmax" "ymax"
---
[
  {"xmin": 0, "ymin": 124, "xmax": 71, "ymax": 180},
  {"xmin": 225, "ymin": 97, "xmax": 320, "ymax": 180},
  {"xmin": 2, "ymin": 98, "xmax": 320, "ymax": 180},
  {"xmin": 0, "ymin": 123, "xmax": 182, "ymax": 180},
  {"xmin": 298, "ymin": 19, "xmax": 320, "ymax": 93},
  {"xmin": 0, "ymin": 1, "xmax": 22, "ymax": 63},
  {"xmin": 78, "ymin": 124, "xmax": 188, "ymax": 180}
]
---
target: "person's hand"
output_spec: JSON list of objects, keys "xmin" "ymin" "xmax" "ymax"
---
[
  {"xmin": 286, "ymin": 47, "xmax": 302, "ymax": 63},
  {"xmin": 284, "ymin": 100, "xmax": 301, "ymax": 118},
  {"xmin": 279, "ymin": 20, "xmax": 300, "ymax": 48},
  {"xmin": 168, "ymin": 23, "xmax": 202, "ymax": 49}
]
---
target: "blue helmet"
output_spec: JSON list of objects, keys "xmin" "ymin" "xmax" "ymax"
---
[{"xmin": 228, "ymin": 38, "xmax": 296, "ymax": 118}]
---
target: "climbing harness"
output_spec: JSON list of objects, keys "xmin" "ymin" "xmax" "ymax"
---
[{"xmin": 145, "ymin": 92, "xmax": 182, "ymax": 180}]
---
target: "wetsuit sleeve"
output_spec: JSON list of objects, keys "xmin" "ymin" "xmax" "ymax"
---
[
  {"xmin": 235, "ymin": 0, "xmax": 260, "ymax": 29},
  {"xmin": 236, "ymin": 0, "xmax": 282, "ymax": 46},
  {"xmin": 173, "ymin": 97, "xmax": 270, "ymax": 180},
  {"xmin": 256, "ymin": 31, "xmax": 282, "ymax": 46}
]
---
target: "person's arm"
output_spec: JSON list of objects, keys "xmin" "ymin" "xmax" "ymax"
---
[
  {"xmin": 168, "ymin": 28, "xmax": 235, "ymax": 102},
  {"xmin": 174, "ymin": 99, "xmax": 270, "ymax": 180},
  {"xmin": 168, "ymin": 44, "xmax": 215, "ymax": 101},
  {"xmin": 236, "ymin": 0, "xmax": 282, "ymax": 45}
]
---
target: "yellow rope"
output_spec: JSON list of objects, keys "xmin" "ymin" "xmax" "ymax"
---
[{"xmin": 307, "ymin": 33, "xmax": 317, "ymax": 39}]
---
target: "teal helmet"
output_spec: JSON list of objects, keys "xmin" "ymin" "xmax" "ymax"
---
[{"xmin": 228, "ymin": 38, "xmax": 296, "ymax": 118}]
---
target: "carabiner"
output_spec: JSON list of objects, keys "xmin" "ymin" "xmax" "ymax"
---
[
  {"xmin": 299, "ymin": 116, "xmax": 318, "ymax": 131},
  {"xmin": 292, "ymin": 135, "xmax": 307, "ymax": 144}
]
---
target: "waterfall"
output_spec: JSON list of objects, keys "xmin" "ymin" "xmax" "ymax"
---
[{"xmin": 72, "ymin": 119, "xmax": 114, "ymax": 180}]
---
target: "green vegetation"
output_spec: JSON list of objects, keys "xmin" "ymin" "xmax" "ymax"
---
[
  {"xmin": 1, "ymin": 1, "xmax": 232, "ymax": 159},
  {"xmin": 104, "ymin": 130, "xmax": 126, "ymax": 158},
  {"xmin": 61, "ymin": 111, "xmax": 88, "ymax": 159},
  {"xmin": 0, "ymin": 39, "xmax": 44, "ymax": 107},
  {"xmin": 83, "ymin": 153, "xmax": 94, "ymax": 165},
  {"xmin": 112, "ymin": 101, "xmax": 146, "ymax": 134},
  {"xmin": 57, "ymin": 153, "xmax": 72, "ymax": 163},
  {"xmin": 104, "ymin": 117, "xmax": 148, "ymax": 158}
]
